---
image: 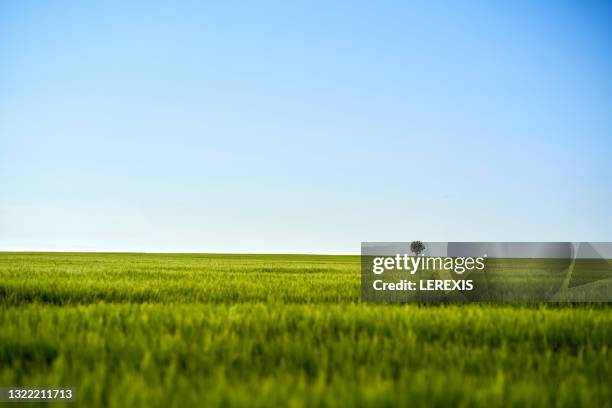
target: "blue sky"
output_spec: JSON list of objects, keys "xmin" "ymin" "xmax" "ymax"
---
[{"xmin": 1, "ymin": 1, "xmax": 611, "ymax": 254}]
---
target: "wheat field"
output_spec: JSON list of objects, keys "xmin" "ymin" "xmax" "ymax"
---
[{"xmin": 0, "ymin": 252, "xmax": 610, "ymax": 407}]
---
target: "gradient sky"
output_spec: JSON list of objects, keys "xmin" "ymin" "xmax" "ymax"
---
[{"xmin": 1, "ymin": 1, "xmax": 611, "ymax": 254}]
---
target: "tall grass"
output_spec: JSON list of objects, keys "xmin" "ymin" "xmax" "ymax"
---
[{"xmin": 0, "ymin": 253, "xmax": 610, "ymax": 407}]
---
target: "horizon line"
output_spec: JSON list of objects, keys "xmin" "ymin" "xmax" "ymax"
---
[{"xmin": 0, "ymin": 249, "xmax": 359, "ymax": 256}]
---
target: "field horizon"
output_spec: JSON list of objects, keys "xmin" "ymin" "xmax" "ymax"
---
[{"xmin": 1, "ymin": 252, "xmax": 610, "ymax": 407}]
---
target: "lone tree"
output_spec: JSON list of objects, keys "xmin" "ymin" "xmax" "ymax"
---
[{"xmin": 410, "ymin": 241, "xmax": 426, "ymax": 256}]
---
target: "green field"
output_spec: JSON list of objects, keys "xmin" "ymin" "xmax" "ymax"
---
[{"xmin": 1, "ymin": 252, "xmax": 611, "ymax": 407}]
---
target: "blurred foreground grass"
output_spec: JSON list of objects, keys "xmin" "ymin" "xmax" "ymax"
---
[{"xmin": 0, "ymin": 252, "xmax": 610, "ymax": 407}]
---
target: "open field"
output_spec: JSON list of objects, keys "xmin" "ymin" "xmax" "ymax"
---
[{"xmin": 0, "ymin": 252, "xmax": 611, "ymax": 407}]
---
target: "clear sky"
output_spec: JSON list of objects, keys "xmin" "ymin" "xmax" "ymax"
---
[{"xmin": 1, "ymin": 1, "xmax": 611, "ymax": 254}]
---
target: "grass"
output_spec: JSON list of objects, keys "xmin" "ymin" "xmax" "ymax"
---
[{"xmin": 0, "ymin": 252, "xmax": 610, "ymax": 407}]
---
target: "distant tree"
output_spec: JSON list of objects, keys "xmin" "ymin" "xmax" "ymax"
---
[{"xmin": 410, "ymin": 241, "xmax": 426, "ymax": 256}]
